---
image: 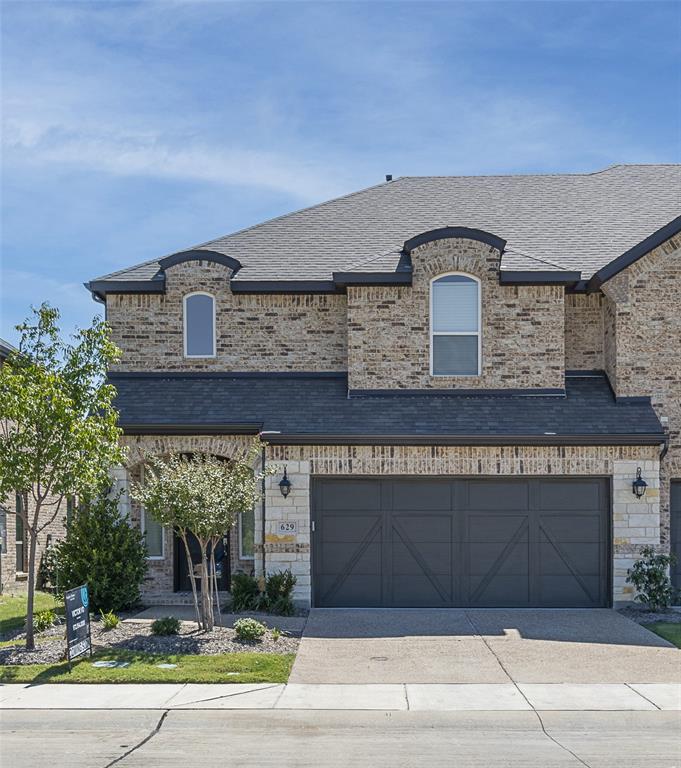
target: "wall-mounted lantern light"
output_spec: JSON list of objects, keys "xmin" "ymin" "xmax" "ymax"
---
[
  {"xmin": 279, "ymin": 466, "xmax": 292, "ymax": 498},
  {"xmin": 632, "ymin": 467, "xmax": 648, "ymax": 499}
]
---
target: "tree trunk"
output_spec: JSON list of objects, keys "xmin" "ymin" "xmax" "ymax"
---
[
  {"xmin": 25, "ymin": 526, "xmax": 39, "ymax": 651},
  {"xmin": 211, "ymin": 540, "xmax": 222, "ymax": 627},
  {"xmin": 200, "ymin": 543, "xmax": 213, "ymax": 631},
  {"xmin": 179, "ymin": 530, "xmax": 201, "ymax": 631}
]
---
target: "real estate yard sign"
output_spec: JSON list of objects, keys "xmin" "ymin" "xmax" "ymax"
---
[{"xmin": 65, "ymin": 584, "xmax": 92, "ymax": 665}]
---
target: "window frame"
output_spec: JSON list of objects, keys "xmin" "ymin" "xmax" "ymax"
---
[
  {"xmin": 183, "ymin": 291, "xmax": 216, "ymax": 359},
  {"xmin": 15, "ymin": 493, "xmax": 26, "ymax": 573},
  {"xmin": 139, "ymin": 467, "xmax": 165, "ymax": 560},
  {"xmin": 429, "ymin": 272, "xmax": 482, "ymax": 377},
  {"xmin": 239, "ymin": 509, "xmax": 255, "ymax": 561}
]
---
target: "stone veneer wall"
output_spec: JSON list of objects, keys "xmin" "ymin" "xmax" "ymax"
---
[
  {"xmin": 107, "ymin": 260, "xmax": 347, "ymax": 372},
  {"xmin": 346, "ymin": 238, "xmax": 565, "ymax": 390},
  {"xmin": 600, "ymin": 233, "xmax": 681, "ymax": 554},
  {"xmin": 564, "ymin": 293, "xmax": 604, "ymax": 370}
]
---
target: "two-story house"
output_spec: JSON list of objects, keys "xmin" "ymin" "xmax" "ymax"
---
[{"xmin": 86, "ymin": 164, "xmax": 681, "ymax": 609}]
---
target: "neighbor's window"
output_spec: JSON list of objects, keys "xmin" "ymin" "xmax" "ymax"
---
[
  {"xmin": 183, "ymin": 292, "xmax": 216, "ymax": 358},
  {"xmin": 240, "ymin": 508, "xmax": 255, "ymax": 560},
  {"xmin": 431, "ymin": 273, "xmax": 481, "ymax": 376}
]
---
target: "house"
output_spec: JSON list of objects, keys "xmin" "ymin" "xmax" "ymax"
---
[
  {"xmin": 86, "ymin": 164, "xmax": 681, "ymax": 608},
  {"xmin": 0, "ymin": 338, "xmax": 69, "ymax": 592}
]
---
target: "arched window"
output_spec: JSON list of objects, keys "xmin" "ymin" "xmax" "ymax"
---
[
  {"xmin": 183, "ymin": 292, "xmax": 216, "ymax": 358},
  {"xmin": 430, "ymin": 273, "xmax": 481, "ymax": 376}
]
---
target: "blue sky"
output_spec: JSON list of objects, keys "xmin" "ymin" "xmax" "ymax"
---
[{"xmin": 2, "ymin": 0, "xmax": 680, "ymax": 344}]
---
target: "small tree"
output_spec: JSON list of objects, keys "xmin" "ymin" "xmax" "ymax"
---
[
  {"xmin": 0, "ymin": 305, "xmax": 124, "ymax": 649},
  {"xmin": 55, "ymin": 493, "xmax": 147, "ymax": 612},
  {"xmin": 132, "ymin": 444, "xmax": 272, "ymax": 630}
]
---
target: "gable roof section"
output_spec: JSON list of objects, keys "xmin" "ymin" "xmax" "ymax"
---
[
  {"xmin": 109, "ymin": 371, "xmax": 665, "ymax": 446},
  {"xmin": 88, "ymin": 164, "xmax": 681, "ymax": 295},
  {"xmin": 0, "ymin": 337, "xmax": 17, "ymax": 361}
]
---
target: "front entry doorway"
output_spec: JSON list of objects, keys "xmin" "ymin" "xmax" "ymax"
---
[{"xmin": 174, "ymin": 531, "xmax": 231, "ymax": 592}]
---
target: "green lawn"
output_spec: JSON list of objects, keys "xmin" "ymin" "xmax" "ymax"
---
[
  {"xmin": 647, "ymin": 622, "xmax": 681, "ymax": 649},
  {"xmin": 0, "ymin": 592, "xmax": 61, "ymax": 634},
  {"xmin": 0, "ymin": 648, "xmax": 294, "ymax": 684}
]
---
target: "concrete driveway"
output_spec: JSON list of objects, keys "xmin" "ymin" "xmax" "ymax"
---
[{"xmin": 289, "ymin": 609, "xmax": 681, "ymax": 684}]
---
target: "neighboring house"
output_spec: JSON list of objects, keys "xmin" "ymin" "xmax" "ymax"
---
[
  {"xmin": 0, "ymin": 338, "xmax": 68, "ymax": 592},
  {"xmin": 86, "ymin": 164, "xmax": 681, "ymax": 608}
]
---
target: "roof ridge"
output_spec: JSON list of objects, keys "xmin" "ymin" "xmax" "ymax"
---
[{"xmin": 398, "ymin": 163, "xmax": 680, "ymax": 180}]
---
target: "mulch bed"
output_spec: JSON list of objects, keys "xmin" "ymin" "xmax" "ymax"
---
[
  {"xmin": 0, "ymin": 616, "xmax": 300, "ymax": 666},
  {"xmin": 618, "ymin": 606, "xmax": 681, "ymax": 626}
]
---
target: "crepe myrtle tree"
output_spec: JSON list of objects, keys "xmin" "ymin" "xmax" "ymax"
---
[
  {"xmin": 0, "ymin": 304, "xmax": 124, "ymax": 650},
  {"xmin": 132, "ymin": 445, "xmax": 274, "ymax": 631}
]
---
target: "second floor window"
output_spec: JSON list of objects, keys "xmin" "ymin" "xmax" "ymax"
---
[
  {"xmin": 184, "ymin": 292, "xmax": 216, "ymax": 358},
  {"xmin": 431, "ymin": 273, "xmax": 481, "ymax": 376}
]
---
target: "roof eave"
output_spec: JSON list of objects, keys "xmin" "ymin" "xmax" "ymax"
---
[{"xmin": 499, "ymin": 270, "xmax": 581, "ymax": 286}]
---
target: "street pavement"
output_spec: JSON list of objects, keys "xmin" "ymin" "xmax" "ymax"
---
[{"xmin": 2, "ymin": 708, "xmax": 680, "ymax": 767}]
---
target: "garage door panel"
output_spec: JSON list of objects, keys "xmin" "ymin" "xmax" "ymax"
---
[
  {"xmin": 312, "ymin": 477, "xmax": 609, "ymax": 608},
  {"xmin": 537, "ymin": 480, "xmax": 603, "ymax": 511},
  {"xmin": 320, "ymin": 480, "xmax": 382, "ymax": 510},
  {"xmin": 321, "ymin": 514, "xmax": 382, "ymax": 543},
  {"xmin": 467, "ymin": 481, "xmax": 529, "ymax": 511},
  {"xmin": 392, "ymin": 513, "xmax": 454, "ymax": 543},
  {"xmin": 390, "ymin": 480, "xmax": 452, "ymax": 511},
  {"xmin": 392, "ymin": 574, "xmax": 451, "ymax": 606}
]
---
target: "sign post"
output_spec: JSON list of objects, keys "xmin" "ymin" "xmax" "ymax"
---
[{"xmin": 64, "ymin": 584, "xmax": 92, "ymax": 669}]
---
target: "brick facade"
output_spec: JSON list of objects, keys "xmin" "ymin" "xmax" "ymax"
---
[
  {"xmin": 347, "ymin": 238, "xmax": 565, "ymax": 390},
  {"xmin": 108, "ymin": 260, "xmax": 347, "ymax": 373},
  {"xmin": 564, "ymin": 293, "xmax": 604, "ymax": 371}
]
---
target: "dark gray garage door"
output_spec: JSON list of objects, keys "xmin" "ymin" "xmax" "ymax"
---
[
  {"xmin": 671, "ymin": 481, "xmax": 681, "ymax": 592},
  {"xmin": 312, "ymin": 477, "xmax": 609, "ymax": 608}
]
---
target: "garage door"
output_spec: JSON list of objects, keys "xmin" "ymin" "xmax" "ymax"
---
[{"xmin": 311, "ymin": 477, "xmax": 609, "ymax": 608}]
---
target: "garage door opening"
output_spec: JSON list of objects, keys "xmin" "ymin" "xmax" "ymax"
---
[{"xmin": 311, "ymin": 477, "xmax": 610, "ymax": 609}]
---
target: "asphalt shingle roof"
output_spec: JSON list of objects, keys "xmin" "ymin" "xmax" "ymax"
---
[
  {"xmin": 109, "ymin": 372, "xmax": 664, "ymax": 443},
  {"xmin": 92, "ymin": 164, "xmax": 681, "ymax": 284}
]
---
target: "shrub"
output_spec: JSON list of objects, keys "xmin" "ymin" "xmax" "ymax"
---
[
  {"xmin": 100, "ymin": 610, "xmax": 120, "ymax": 630},
  {"xmin": 55, "ymin": 494, "xmax": 147, "ymax": 613},
  {"xmin": 36, "ymin": 545, "xmax": 60, "ymax": 593},
  {"xmin": 230, "ymin": 572, "xmax": 260, "ymax": 612},
  {"xmin": 151, "ymin": 616, "xmax": 181, "ymax": 636},
  {"xmin": 265, "ymin": 570, "xmax": 297, "ymax": 616},
  {"xmin": 271, "ymin": 627, "xmax": 281, "ymax": 643},
  {"xmin": 33, "ymin": 609, "xmax": 56, "ymax": 633},
  {"xmin": 234, "ymin": 617, "xmax": 266, "ymax": 642},
  {"xmin": 627, "ymin": 546, "xmax": 679, "ymax": 611}
]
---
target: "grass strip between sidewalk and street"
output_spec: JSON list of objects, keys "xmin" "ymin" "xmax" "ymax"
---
[
  {"xmin": 646, "ymin": 622, "xmax": 681, "ymax": 649},
  {"xmin": 0, "ymin": 649, "xmax": 295, "ymax": 684}
]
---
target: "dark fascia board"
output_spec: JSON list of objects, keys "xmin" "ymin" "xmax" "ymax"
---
[
  {"xmin": 348, "ymin": 387, "xmax": 566, "ymax": 398},
  {"xmin": 159, "ymin": 249, "xmax": 242, "ymax": 273},
  {"xmin": 85, "ymin": 278, "xmax": 166, "ymax": 296},
  {"xmin": 499, "ymin": 270, "xmax": 581, "ymax": 286},
  {"xmin": 229, "ymin": 280, "xmax": 337, "ymax": 294},
  {"xmin": 403, "ymin": 227, "xmax": 507, "ymax": 255},
  {"xmin": 332, "ymin": 271, "xmax": 413, "ymax": 288},
  {"xmin": 264, "ymin": 433, "xmax": 666, "ymax": 447},
  {"xmin": 586, "ymin": 215, "xmax": 681, "ymax": 293},
  {"xmin": 120, "ymin": 423, "xmax": 263, "ymax": 436}
]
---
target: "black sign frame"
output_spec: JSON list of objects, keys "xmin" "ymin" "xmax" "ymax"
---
[{"xmin": 64, "ymin": 584, "xmax": 92, "ymax": 668}]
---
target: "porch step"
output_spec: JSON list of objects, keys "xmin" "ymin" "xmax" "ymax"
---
[{"xmin": 141, "ymin": 591, "xmax": 231, "ymax": 606}]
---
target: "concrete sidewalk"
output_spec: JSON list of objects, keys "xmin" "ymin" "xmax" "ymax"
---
[{"xmin": 1, "ymin": 682, "xmax": 679, "ymax": 711}]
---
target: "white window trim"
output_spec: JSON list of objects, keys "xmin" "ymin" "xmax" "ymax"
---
[
  {"xmin": 183, "ymin": 291, "xmax": 217, "ymax": 359},
  {"xmin": 429, "ymin": 272, "xmax": 482, "ymax": 377},
  {"xmin": 239, "ymin": 510, "xmax": 255, "ymax": 561},
  {"xmin": 139, "ymin": 467, "xmax": 165, "ymax": 560}
]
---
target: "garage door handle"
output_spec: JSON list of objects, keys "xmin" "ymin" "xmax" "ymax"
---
[{"xmin": 311, "ymin": 521, "xmax": 316, "ymax": 532}]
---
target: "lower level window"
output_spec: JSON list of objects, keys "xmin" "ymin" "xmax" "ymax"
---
[
  {"xmin": 141, "ymin": 508, "xmax": 164, "ymax": 559},
  {"xmin": 15, "ymin": 494, "xmax": 26, "ymax": 572},
  {"xmin": 240, "ymin": 508, "xmax": 255, "ymax": 560}
]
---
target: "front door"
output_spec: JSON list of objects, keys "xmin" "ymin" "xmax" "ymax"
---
[{"xmin": 174, "ymin": 531, "xmax": 231, "ymax": 592}]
